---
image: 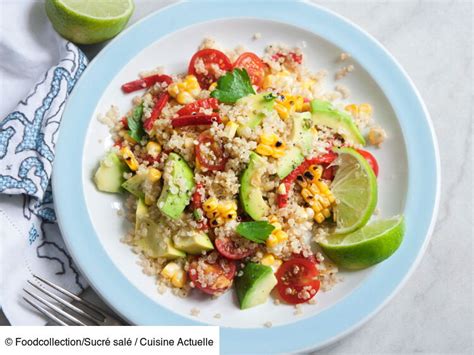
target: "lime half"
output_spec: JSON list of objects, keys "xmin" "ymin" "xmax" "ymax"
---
[
  {"xmin": 331, "ymin": 147, "xmax": 378, "ymax": 234},
  {"xmin": 45, "ymin": 0, "xmax": 134, "ymax": 44},
  {"xmin": 319, "ymin": 215, "xmax": 405, "ymax": 270}
]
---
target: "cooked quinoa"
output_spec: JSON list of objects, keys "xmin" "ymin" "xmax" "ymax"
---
[{"xmin": 94, "ymin": 38, "xmax": 386, "ymax": 311}]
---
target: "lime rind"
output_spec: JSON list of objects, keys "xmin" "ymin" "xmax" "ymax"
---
[
  {"xmin": 331, "ymin": 147, "xmax": 378, "ymax": 234},
  {"xmin": 319, "ymin": 215, "xmax": 405, "ymax": 270}
]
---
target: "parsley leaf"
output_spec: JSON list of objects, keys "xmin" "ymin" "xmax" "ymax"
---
[
  {"xmin": 127, "ymin": 104, "xmax": 145, "ymax": 142},
  {"xmin": 236, "ymin": 221, "xmax": 275, "ymax": 244},
  {"xmin": 210, "ymin": 68, "xmax": 255, "ymax": 104}
]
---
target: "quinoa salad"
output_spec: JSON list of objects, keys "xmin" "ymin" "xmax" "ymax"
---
[{"xmin": 93, "ymin": 38, "xmax": 403, "ymax": 311}]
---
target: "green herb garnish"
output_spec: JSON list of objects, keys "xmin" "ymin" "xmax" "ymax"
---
[
  {"xmin": 210, "ymin": 68, "xmax": 255, "ymax": 104},
  {"xmin": 236, "ymin": 221, "xmax": 275, "ymax": 244},
  {"xmin": 263, "ymin": 93, "xmax": 277, "ymax": 102},
  {"xmin": 127, "ymin": 104, "xmax": 145, "ymax": 142}
]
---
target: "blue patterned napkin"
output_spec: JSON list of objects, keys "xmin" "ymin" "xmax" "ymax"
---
[{"xmin": 0, "ymin": 40, "xmax": 88, "ymax": 325}]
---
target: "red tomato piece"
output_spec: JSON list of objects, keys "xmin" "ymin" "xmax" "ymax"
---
[
  {"xmin": 121, "ymin": 74, "xmax": 172, "ymax": 93},
  {"xmin": 215, "ymin": 237, "xmax": 254, "ymax": 261},
  {"xmin": 143, "ymin": 93, "xmax": 169, "ymax": 131},
  {"xmin": 276, "ymin": 258, "xmax": 320, "ymax": 304},
  {"xmin": 356, "ymin": 149, "xmax": 379, "ymax": 177},
  {"xmin": 171, "ymin": 113, "xmax": 221, "ymax": 128},
  {"xmin": 176, "ymin": 98, "xmax": 219, "ymax": 116},
  {"xmin": 188, "ymin": 254, "xmax": 236, "ymax": 295},
  {"xmin": 233, "ymin": 52, "xmax": 266, "ymax": 87},
  {"xmin": 195, "ymin": 131, "xmax": 228, "ymax": 171},
  {"xmin": 188, "ymin": 49, "xmax": 233, "ymax": 88}
]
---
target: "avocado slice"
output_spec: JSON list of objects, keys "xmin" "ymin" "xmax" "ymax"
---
[
  {"xmin": 173, "ymin": 230, "xmax": 214, "ymax": 255},
  {"xmin": 122, "ymin": 173, "xmax": 145, "ymax": 199},
  {"xmin": 93, "ymin": 152, "xmax": 128, "ymax": 193},
  {"xmin": 235, "ymin": 263, "xmax": 277, "ymax": 310},
  {"xmin": 310, "ymin": 99, "xmax": 365, "ymax": 145},
  {"xmin": 240, "ymin": 152, "xmax": 269, "ymax": 221},
  {"xmin": 157, "ymin": 153, "xmax": 195, "ymax": 219},
  {"xmin": 276, "ymin": 112, "xmax": 314, "ymax": 179},
  {"xmin": 236, "ymin": 93, "xmax": 275, "ymax": 135},
  {"xmin": 135, "ymin": 199, "xmax": 185, "ymax": 259}
]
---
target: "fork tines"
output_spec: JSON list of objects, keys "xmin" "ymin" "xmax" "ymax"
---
[{"xmin": 22, "ymin": 275, "xmax": 108, "ymax": 326}]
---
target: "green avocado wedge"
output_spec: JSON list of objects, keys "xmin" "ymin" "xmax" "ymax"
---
[
  {"xmin": 310, "ymin": 100, "xmax": 365, "ymax": 145},
  {"xmin": 94, "ymin": 152, "xmax": 128, "ymax": 193},
  {"xmin": 235, "ymin": 263, "xmax": 277, "ymax": 310},
  {"xmin": 157, "ymin": 153, "xmax": 195, "ymax": 219},
  {"xmin": 240, "ymin": 152, "xmax": 269, "ymax": 221}
]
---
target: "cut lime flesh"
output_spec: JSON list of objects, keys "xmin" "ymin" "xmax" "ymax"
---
[{"xmin": 331, "ymin": 147, "xmax": 378, "ymax": 234}]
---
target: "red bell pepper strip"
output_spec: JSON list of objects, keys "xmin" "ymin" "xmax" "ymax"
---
[
  {"xmin": 277, "ymin": 152, "xmax": 338, "ymax": 208},
  {"xmin": 176, "ymin": 98, "xmax": 219, "ymax": 116},
  {"xmin": 121, "ymin": 74, "xmax": 172, "ymax": 93},
  {"xmin": 143, "ymin": 93, "xmax": 169, "ymax": 131},
  {"xmin": 171, "ymin": 113, "xmax": 221, "ymax": 128}
]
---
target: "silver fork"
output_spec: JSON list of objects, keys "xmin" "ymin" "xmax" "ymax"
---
[{"xmin": 23, "ymin": 275, "xmax": 122, "ymax": 326}]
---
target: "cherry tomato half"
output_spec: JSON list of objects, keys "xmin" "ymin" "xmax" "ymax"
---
[
  {"xmin": 356, "ymin": 149, "xmax": 379, "ymax": 177},
  {"xmin": 195, "ymin": 131, "xmax": 228, "ymax": 171},
  {"xmin": 276, "ymin": 258, "xmax": 320, "ymax": 304},
  {"xmin": 215, "ymin": 237, "xmax": 254, "ymax": 260},
  {"xmin": 188, "ymin": 49, "xmax": 233, "ymax": 89},
  {"xmin": 233, "ymin": 52, "xmax": 266, "ymax": 88},
  {"xmin": 188, "ymin": 253, "xmax": 236, "ymax": 295}
]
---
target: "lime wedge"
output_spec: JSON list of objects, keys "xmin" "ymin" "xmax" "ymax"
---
[
  {"xmin": 319, "ymin": 215, "xmax": 405, "ymax": 270},
  {"xmin": 331, "ymin": 147, "xmax": 377, "ymax": 234},
  {"xmin": 45, "ymin": 0, "xmax": 134, "ymax": 44}
]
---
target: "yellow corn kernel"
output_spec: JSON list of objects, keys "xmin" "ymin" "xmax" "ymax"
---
[
  {"xmin": 302, "ymin": 102, "xmax": 311, "ymax": 112},
  {"xmin": 359, "ymin": 103, "xmax": 373, "ymax": 116},
  {"xmin": 344, "ymin": 104, "xmax": 358, "ymax": 116},
  {"xmin": 308, "ymin": 184, "xmax": 320, "ymax": 196},
  {"xmin": 261, "ymin": 254, "xmax": 276, "ymax": 266},
  {"xmin": 224, "ymin": 210, "xmax": 237, "ymax": 221},
  {"xmin": 217, "ymin": 200, "xmax": 237, "ymax": 215},
  {"xmin": 274, "ymin": 103, "xmax": 289, "ymax": 120},
  {"xmin": 203, "ymin": 197, "xmax": 218, "ymax": 213},
  {"xmin": 256, "ymin": 143, "xmax": 274, "ymax": 156},
  {"xmin": 296, "ymin": 177, "xmax": 308, "ymax": 188},
  {"xmin": 315, "ymin": 213, "xmax": 325, "ymax": 223},
  {"xmin": 262, "ymin": 75, "xmax": 275, "ymax": 89},
  {"xmin": 315, "ymin": 180, "xmax": 330, "ymax": 194},
  {"xmin": 176, "ymin": 91, "xmax": 195, "ymax": 105},
  {"xmin": 171, "ymin": 269, "xmax": 186, "ymax": 288},
  {"xmin": 147, "ymin": 168, "xmax": 162, "ymax": 182},
  {"xmin": 318, "ymin": 195, "xmax": 331, "ymax": 208},
  {"xmin": 167, "ymin": 83, "xmax": 179, "ymax": 97},
  {"xmin": 266, "ymin": 234, "xmax": 278, "ymax": 247},
  {"xmin": 327, "ymin": 194, "xmax": 336, "ymax": 203},
  {"xmin": 308, "ymin": 165, "xmax": 323, "ymax": 179},
  {"xmin": 120, "ymin": 147, "xmax": 139, "ymax": 171},
  {"xmin": 207, "ymin": 210, "xmax": 219, "ymax": 219},
  {"xmin": 260, "ymin": 133, "xmax": 278, "ymax": 145},
  {"xmin": 224, "ymin": 121, "xmax": 238, "ymax": 139},
  {"xmin": 301, "ymin": 188, "xmax": 313, "ymax": 201},
  {"xmin": 294, "ymin": 96, "xmax": 304, "ymax": 112},
  {"xmin": 208, "ymin": 82, "xmax": 217, "ymax": 91},
  {"xmin": 274, "ymin": 229, "xmax": 288, "ymax": 242},
  {"xmin": 268, "ymin": 215, "xmax": 279, "ymax": 224},
  {"xmin": 161, "ymin": 262, "xmax": 180, "ymax": 279},
  {"xmin": 322, "ymin": 208, "xmax": 331, "ymax": 218},
  {"xmin": 310, "ymin": 200, "xmax": 323, "ymax": 212},
  {"xmin": 211, "ymin": 216, "xmax": 225, "ymax": 227},
  {"xmin": 146, "ymin": 141, "xmax": 161, "ymax": 158}
]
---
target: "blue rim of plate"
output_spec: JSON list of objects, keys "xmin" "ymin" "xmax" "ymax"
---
[{"xmin": 53, "ymin": 1, "xmax": 440, "ymax": 353}]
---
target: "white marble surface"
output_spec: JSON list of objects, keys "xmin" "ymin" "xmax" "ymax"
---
[{"xmin": 3, "ymin": 0, "xmax": 473, "ymax": 353}]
